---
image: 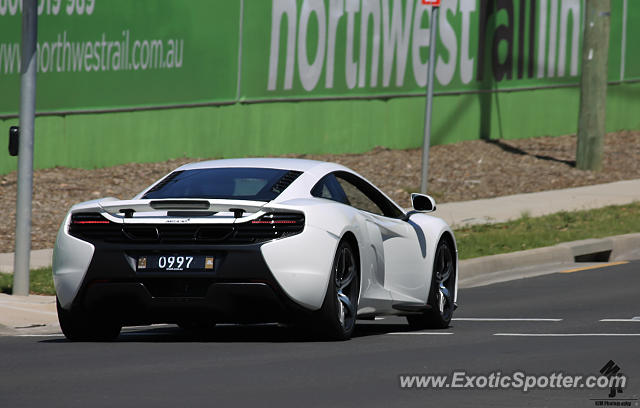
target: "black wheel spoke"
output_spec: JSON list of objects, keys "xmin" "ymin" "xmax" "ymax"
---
[
  {"xmin": 407, "ymin": 240, "xmax": 455, "ymax": 330},
  {"xmin": 338, "ymin": 265, "xmax": 355, "ymax": 290},
  {"xmin": 332, "ymin": 243, "xmax": 358, "ymax": 333}
]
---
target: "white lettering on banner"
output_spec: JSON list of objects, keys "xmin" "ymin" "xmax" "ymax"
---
[
  {"xmin": 537, "ymin": 0, "xmax": 547, "ymax": 78},
  {"xmin": 298, "ymin": 0, "xmax": 326, "ymax": 91},
  {"xmin": 0, "ymin": 30, "xmax": 183, "ymax": 75},
  {"xmin": 345, "ymin": 0, "xmax": 359, "ymax": 89},
  {"xmin": 358, "ymin": 0, "xmax": 380, "ymax": 87},
  {"xmin": 411, "ymin": 0, "xmax": 430, "ymax": 87},
  {"xmin": 435, "ymin": 0, "xmax": 456, "ymax": 86},
  {"xmin": 381, "ymin": 0, "xmax": 412, "ymax": 87},
  {"xmin": 0, "ymin": 0, "xmax": 95, "ymax": 16},
  {"xmin": 266, "ymin": 0, "xmax": 583, "ymax": 92},
  {"xmin": 558, "ymin": 0, "xmax": 580, "ymax": 77},
  {"xmin": 458, "ymin": 0, "xmax": 475, "ymax": 84},
  {"xmin": 268, "ymin": 0, "xmax": 297, "ymax": 90},
  {"xmin": 325, "ymin": 0, "xmax": 344, "ymax": 88},
  {"xmin": 547, "ymin": 0, "xmax": 558, "ymax": 77}
]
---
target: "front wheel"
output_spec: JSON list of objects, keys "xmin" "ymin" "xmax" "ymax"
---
[
  {"xmin": 407, "ymin": 239, "xmax": 456, "ymax": 330},
  {"xmin": 312, "ymin": 240, "xmax": 360, "ymax": 340},
  {"xmin": 57, "ymin": 298, "xmax": 121, "ymax": 341}
]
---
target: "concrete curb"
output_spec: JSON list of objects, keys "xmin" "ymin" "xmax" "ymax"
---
[{"xmin": 459, "ymin": 233, "xmax": 640, "ymax": 288}]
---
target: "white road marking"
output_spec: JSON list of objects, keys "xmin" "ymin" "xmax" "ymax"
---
[
  {"xmin": 494, "ymin": 333, "xmax": 640, "ymax": 337},
  {"xmin": 387, "ymin": 332, "xmax": 453, "ymax": 335},
  {"xmin": 119, "ymin": 331, "xmax": 168, "ymax": 337},
  {"xmin": 454, "ymin": 318, "xmax": 562, "ymax": 322},
  {"xmin": 122, "ymin": 324, "xmax": 173, "ymax": 329},
  {"xmin": 600, "ymin": 317, "xmax": 640, "ymax": 322}
]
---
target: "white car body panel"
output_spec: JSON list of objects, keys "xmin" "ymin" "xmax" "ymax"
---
[{"xmin": 52, "ymin": 213, "xmax": 95, "ymax": 309}]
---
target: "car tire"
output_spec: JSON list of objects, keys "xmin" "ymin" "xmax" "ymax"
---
[
  {"xmin": 57, "ymin": 298, "xmax": 121, "ymax": 341},
  {"xmin": 313, "ymin": 239, "xmax": 360, "ymax": 341},
  {"xmin": 406, "ymin": 238, "xmax": 455, "ymax": 330}
]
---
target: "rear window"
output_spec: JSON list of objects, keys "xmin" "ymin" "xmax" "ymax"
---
[{"xmin": 142, "ymin": 168, "xmax": 302, "ymax": 201}]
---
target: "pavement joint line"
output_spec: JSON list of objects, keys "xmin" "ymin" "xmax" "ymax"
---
[
  {"xmin": 14, "ymin": 334, "xmax": 63, "ymax": 337},
  {"xmin": 453, "ymin": 318, "xmax": 562, "ymax": 321},
  {"xmin": 386, "ymin": 332, "xmax": 454, "ymax": 335},
  {"xmin": 0, "ymin": 304, "xmax": 57, "ymax": 316},
  {"xmin": 0, "ymin": 299, "xmax": 55, "ymax": 305},
  {"xmin": 494, "ymin": 333, "xmax": 640, "ymax": 337},
  {"xmin": 560, "ymin": 261, "xmax": 629, "ymax": 274}
]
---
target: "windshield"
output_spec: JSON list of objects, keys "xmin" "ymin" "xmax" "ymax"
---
[{"xmin": 142, "ymin": 167, "xmax": 301, "ymax": 201}]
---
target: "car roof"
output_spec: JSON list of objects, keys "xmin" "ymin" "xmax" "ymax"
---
[
  {"xmin": 137, "ymin": 157, "xmax": 405, "ymax": 214},
  {"xmin": 176, "ymin": 158, "xmax": 345, "ymax": 173}
]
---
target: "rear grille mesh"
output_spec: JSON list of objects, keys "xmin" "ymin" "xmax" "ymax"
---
[{"xmin": 69, "ymin": 212, "xmax": 304, "ymax": 244}]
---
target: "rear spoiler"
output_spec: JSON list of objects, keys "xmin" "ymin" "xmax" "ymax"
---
[
  {"xmin": 91, "ymin": 198, "xmax": 270, "ymax": 224},
  {"xmin": 99, "ymin": 198, "xmax": 267, "ymax": 214}
]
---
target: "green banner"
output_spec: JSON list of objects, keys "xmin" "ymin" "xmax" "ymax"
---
[
  {"xmin": 0, "ymin": 0, "xmax": 240, "ymax": 115},
  {"xmin": 1, "ymin": 0, "xmax": 637, "ymax": 115},
  {"xmin": 241, "ymin": 0, "xmax": 636, "ymax": 101}
]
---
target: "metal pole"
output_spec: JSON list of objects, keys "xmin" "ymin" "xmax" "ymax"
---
[
  {"xmin": 13, "ymin": 0, "xmax": 38, "ymax": 296},
  {"xmin": 420, "ymin": 5, "xmax": 439, "ymax": 194}
]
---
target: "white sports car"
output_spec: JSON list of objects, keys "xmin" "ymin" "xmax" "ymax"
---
[{"xmin": 53, "ymin": 158, "xmax": 458, "ymax": 341}]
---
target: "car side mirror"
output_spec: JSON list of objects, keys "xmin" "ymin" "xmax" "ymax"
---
[{"xmin": 411, "ymin": 193, "xmax": 436, "ymax": 213}]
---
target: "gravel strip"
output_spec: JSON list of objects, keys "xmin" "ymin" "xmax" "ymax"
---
[{"xmin": 1, "ymin": 130, "xmax": 639, "ymax": 253}]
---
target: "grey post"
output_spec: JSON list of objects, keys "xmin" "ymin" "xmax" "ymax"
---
[
  {"xmin": 420, "ymin": 4, "xmax": 439, "ymax": 194},
  {"xmin": 13, "ymin": 0, "xmax": 38, "ymax": 296},
  {"xmin": 576, "ymin": 0, "xmax": 611, "ymax": 171}
]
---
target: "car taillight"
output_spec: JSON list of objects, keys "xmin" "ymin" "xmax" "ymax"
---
[
  {"xmin": 71, "ymin": 212, "xmax": 111, "ymax": 224},
  {"xmin": 235, "ymin": 212, "xmax": 305, "ymax": 241},
  {"xmin": 69, "ymin": 212, "xmax": 122, "ymax": 241},
  {"xmin": 251, "ymin": 213, "xmax": 304, "ymax": 226}
]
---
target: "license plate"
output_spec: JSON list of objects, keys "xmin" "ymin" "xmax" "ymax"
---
[{"xmin": 137, "ymin": 255, "xmax": 214, "ymax": 272}]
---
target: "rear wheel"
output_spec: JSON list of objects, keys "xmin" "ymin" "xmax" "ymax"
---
[
  {"xmin": 407, "ymin": 239, "xmax": 455, "ymax": 329},
  {"xmin": 57, "ymin": 298, "xmax": 121, "ymax": 341},
  {"xmin": 313, "ymin": 240, "xmax": 360, "ymax": 340}
]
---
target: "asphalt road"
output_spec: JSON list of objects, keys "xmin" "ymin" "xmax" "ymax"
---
[{"xmin": 1, "ymin": 261, "xmax": 639, "ymax": 408}]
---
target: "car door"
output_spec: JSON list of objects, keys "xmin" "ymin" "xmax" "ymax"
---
[
  {"xmin": 311, "ymin": 174, "xmax": 393, "ymax": 311},
  {"xmin": 331, "ymin": 172, "xmax": 429, "ymax": 305}
]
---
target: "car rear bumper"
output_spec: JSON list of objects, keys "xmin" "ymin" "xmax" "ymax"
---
[{"xmin": 67, "ymin": 241, "xmax": 314, "ymax": 325}]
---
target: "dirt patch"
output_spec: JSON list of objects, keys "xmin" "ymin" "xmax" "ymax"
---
[{"xmin": 1, "ymin": 130, "xmax": 639, "ymax": 252}]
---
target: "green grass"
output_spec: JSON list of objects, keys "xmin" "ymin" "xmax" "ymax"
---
[
  {"xmin": 455, "ymin": 202, "xmax": 640, "ymax": 260},
  {"xmin": 0, "ymin": 267, "xmax": 55, "ymax": 296},
  {"xmin": 0, "ymin": 203, "xmax": 639, "ymax": 295}
]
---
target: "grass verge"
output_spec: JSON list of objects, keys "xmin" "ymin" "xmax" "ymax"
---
[
  {"xmin": 1, "ymin": 203, "xmax": 639, "ymax": 294},
  {"xmin": 455, "ymin": 202, "xmax": 640, "ymax": 260},
  {"xmin": 0, "ymin": 267, "xmax": 55, "ymax": 296}
]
